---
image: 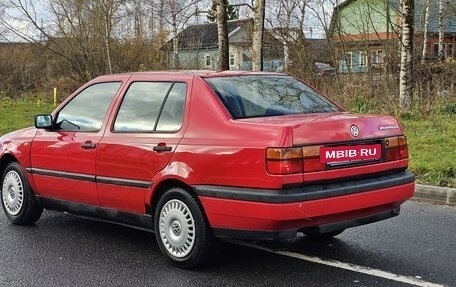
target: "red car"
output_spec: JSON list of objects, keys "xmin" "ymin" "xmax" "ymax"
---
[{"xmin": 0, "ymin": 71, "xmax": 414, "ymax": 268}]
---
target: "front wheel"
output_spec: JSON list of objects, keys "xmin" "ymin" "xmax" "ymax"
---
[
  {"xmin": 154, "ymin": 187, "xmax": 214, "ymax": 269},
  {"xmin": 1, "ymin": 162, "xmax": 43, "ymax": 225}
]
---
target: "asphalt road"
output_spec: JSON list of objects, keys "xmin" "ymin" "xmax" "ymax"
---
[{"xmin": 0, "ymin": 201, "xmax": 454, "ymax": 287}]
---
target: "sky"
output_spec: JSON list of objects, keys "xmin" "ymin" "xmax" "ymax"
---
[{"xmin": 0, "ymin": 0, "xmax": 334, "ymax": 42}]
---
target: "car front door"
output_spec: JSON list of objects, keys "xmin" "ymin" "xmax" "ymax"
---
[{"xmin": 30, "ymin": 81, "xmax": 122, "ymax": 205}]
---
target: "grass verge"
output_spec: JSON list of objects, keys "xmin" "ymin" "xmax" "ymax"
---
[
  {"xmin": 0, "ymin": 98, "xmax": 54, "ymax": 135},
  {"xmin": 401, "ymin": 115, "xmax": 456, "ymax": 188}
]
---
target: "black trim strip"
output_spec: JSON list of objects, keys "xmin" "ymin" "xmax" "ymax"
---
[
  {"xmin": 213, "ymin": 228, "xmax": 297, "ymax": 241},
  {"xmin": 97, "ymin": 176, "xmax": 151, "ymax": 189},
  {"xmin": 301, "ymin": 208, "xmax": 400, "ymax": 234},
  {"xmin": 29, "ymin": 168, "xmax": 95, "ymax": 182},
  {"xmin": 38, "ymin": 196, "xmax": 154, "ymax": 230},
  {"xmin": 193, "ymin": 171, "xmax": 415, "ymax": 203},
  {"xmin": 27, "ymin": 168, "xmax": 151, "ymax": 189}
]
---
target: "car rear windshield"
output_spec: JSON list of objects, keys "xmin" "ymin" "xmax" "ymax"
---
[{"xmin": 205, "ymin": 75, "xmax": 342, "ymax": 119}]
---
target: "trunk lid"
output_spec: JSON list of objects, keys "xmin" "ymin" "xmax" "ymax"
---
[
  {"xmin": 243, "ymin": 112, "xmax": 407, "ymax": 182},
  {"xmin": 239, "ymin": 112, "xmax": 403, "ymax": 145}
]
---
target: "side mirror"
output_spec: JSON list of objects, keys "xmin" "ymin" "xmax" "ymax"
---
[{"xmin": 35, "ymin": 114, "xmax": 53, "ymax": 129}]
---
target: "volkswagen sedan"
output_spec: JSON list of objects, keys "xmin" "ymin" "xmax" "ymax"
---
[{"xmin": 0, "ymin": 71, "xmax": 414, "ymax": 268}]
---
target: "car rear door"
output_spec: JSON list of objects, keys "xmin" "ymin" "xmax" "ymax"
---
[
  {"xmin": 95, "ymin": 75, "xmax": 190, "ymax": 213},
  {"xmin": 30, "ymin": 80, "xmax": 124, "ymax": 205}
]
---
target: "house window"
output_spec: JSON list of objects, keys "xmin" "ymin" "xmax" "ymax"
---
[
  {"xmin": 434, "ymin": 43, "xmax": 439, "ymax": 56},
  {"xmin": 345, "ymin": 52, "xmax": 353, "ymax": 68},
  {"xmin": 359, "ymin": 51, "xmax": 368, "ymax": 67},
  {"xmin": 205, "ymin": 55, "xmax": 211, "ymax": 67},
  {"xmin": 372, "ymin": 50, "xmax": 383, "ymax": 65},
  {"xmin": 230, "ymin": 54, "xmax": 235, "ymax": 66},
  {"xmin": 446, "ymin": 43, "xmax": 454, "ymax": 59},
  {"xmin": 433, "ymin": 43, "xmax": 455, "ymax": 59}
]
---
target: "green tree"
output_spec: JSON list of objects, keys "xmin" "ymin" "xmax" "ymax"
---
[{"xmin": 207, "ymin": 0, "xmax": 237, "ymax": 22}]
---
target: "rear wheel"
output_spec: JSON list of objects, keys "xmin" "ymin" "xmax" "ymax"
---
[
  {"xmin": 1, "ymin": 162, "xmax": 43, "ymax": 224},
  {"xmin": 154, "ymin": 187, "xmax": 213, "ymax": 269}
]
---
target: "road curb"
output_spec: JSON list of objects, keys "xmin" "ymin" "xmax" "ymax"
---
[{"xmin": 413, "ymin": 184, "xmax": 456, "ymax": 206}]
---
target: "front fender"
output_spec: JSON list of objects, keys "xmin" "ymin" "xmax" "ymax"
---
[{"xmin": 0, "ymin": 127, "xmax": 37, "ymax": 190}]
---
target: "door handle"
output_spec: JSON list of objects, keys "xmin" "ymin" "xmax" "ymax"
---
[
  {"xmin": 153, "ymin": 144, "xmax": 172, "ymax": 152},
  {"xmin": 81, "ymin": 141, "xmax": 96, "ymax": 149}
]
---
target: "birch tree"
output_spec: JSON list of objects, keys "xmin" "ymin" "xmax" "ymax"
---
[
  {"xmin": 421, "ymin": 0, "xmax": 430, "ymax": 63},
  {"xmin": 399, "ymin": 0, "xmax": 414, "ymax": 112},
  {"xmin": 267, "ymin": 0, "xmax": 309, "ymax": 71},
  {"xmin": 145, "ymin": 0, "xmax": 166, "ymax": 41},
  {"xmin": 216, "ymin": 0, "xmax": 229, "ymax": 70},
  {"xmin": 252, "ymin": 0, "xmax": 265, "ymax": 71},
  {"xmin": 208, "ymin": 0, "xmax": 237, "ymax": 22},
  {"xmin": 438, "ymin": 0, "xmax": 445, "ymax": 62},
  {"xmin": 0, "ymin": 3, "xmax": 6, "ymax": 41}
]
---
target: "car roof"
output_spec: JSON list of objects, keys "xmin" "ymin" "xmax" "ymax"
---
[{"xmin": 93, "ymin": 70, "xmax": 288, "ymax": 81}]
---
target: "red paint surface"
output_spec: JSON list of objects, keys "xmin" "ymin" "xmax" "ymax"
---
[{"xmin": 0, "ymin": 71, "xmax": 415, "ymax": 234}]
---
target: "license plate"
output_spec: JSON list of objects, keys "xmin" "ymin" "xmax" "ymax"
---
[{"xmin": 320, "ymin": 144, "xmax": 382, "ymax": 164}]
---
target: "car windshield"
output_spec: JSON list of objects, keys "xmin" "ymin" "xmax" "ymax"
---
[{"xmin": 205, "ymin": 75, "xmax": 341, "ymax": 119}]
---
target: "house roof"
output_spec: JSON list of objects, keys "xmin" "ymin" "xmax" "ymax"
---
[
  {"xmin": 163, "ymin": 18, "xmax": 252, "ymax": 51},
  {"xmin": 306, "ymin": 38, "xmax": 329, "ymax": 52},
  {"xmin": 306, "ymin": 38, "xmax": 333, "ymax": 63},
  {"xmin": 330, "ymin": 0, "xmax": 456, "ymax": 35},
  {"xmin": 0, "ymin": 41, "xmax": 33, "ymax": 46}
]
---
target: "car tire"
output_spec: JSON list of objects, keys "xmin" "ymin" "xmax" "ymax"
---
[
  {"xmin": 154, "ymin": 187, "xmax": 214, "ymax": 269},
  {"xmin": 1, "ymin": 162, "xmax": 43, "ymax": 225},
  {"xmin": 303, "ymin": 229, "xmax": 345, "ymax": 239}
]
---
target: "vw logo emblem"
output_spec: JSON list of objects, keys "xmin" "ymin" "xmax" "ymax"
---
[{"xmin": 350, "ymin": 125, "xmax": 359, "ymax": 137}]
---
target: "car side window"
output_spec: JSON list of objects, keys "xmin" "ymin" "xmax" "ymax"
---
[
  {"xmin": 56, "ymin": 82, "xmax": 121, "ymax": 132},
  {"xmin": 113, "ymin": 82, "xmax": 186, "ymax": 133}
]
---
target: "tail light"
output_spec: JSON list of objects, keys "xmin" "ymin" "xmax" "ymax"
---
[
  {"xmin": 266, "ymin": 147, "xmax": 303, "ymax": 174},
  {"xmin": 302, "ymin": 145, "xmax": 326, "ymax": 172},
  {"xmin": 385, "ymin": 136, "xmax": 408, "ymax": 161},
  {"xmin": 266, "ymin": 145, "xmax": 325, "ymax": 175}
]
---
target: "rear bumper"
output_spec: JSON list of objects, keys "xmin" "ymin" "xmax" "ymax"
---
[
  {"xmin": 193, "ymin": 171, "xmax": 415, "ymax": 240},
  {"xmin": 213, "ymin": 207, "xmax": 401, "ymax": 240}
]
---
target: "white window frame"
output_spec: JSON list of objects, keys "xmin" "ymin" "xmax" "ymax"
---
[
  {"xmin": 205, "ymin": 55, "xmax": 211, "ymax": 67},
  {"xmin": 346, "ymin": 52, "xmax": 353, "ymax": 68},
  {"xmin": 359, "ymin": 51, "xmax": 368, "ymax": 67},
  {"xmin": 229, "ymin": 54, "xmax": 235, "ymax": 66},
  {"xmin": 372, "ymin": 50, "xmax": 383, "ymax": 65}
]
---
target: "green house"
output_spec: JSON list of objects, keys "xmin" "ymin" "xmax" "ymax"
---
[{"xmin": 330, "ymin": 0, "xmax": 456, "ymax": 73}]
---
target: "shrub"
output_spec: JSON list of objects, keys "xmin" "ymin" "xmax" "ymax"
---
[
  {"xmin": 439, "ymin": 101, "xmax": 456, "ymax": 115},
  {"xmin": 349, "ymin": 95, "xmax": 375, "ymax": 113}
]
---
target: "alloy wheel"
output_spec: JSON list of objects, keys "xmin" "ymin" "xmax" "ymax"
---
[
  {"xmin": 158, "ymin": 199, "xmax": 196, "ymax": 258},
  {"xmin": 2, "ymin": 170, "xmax": 24, "ymax": 216}
]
